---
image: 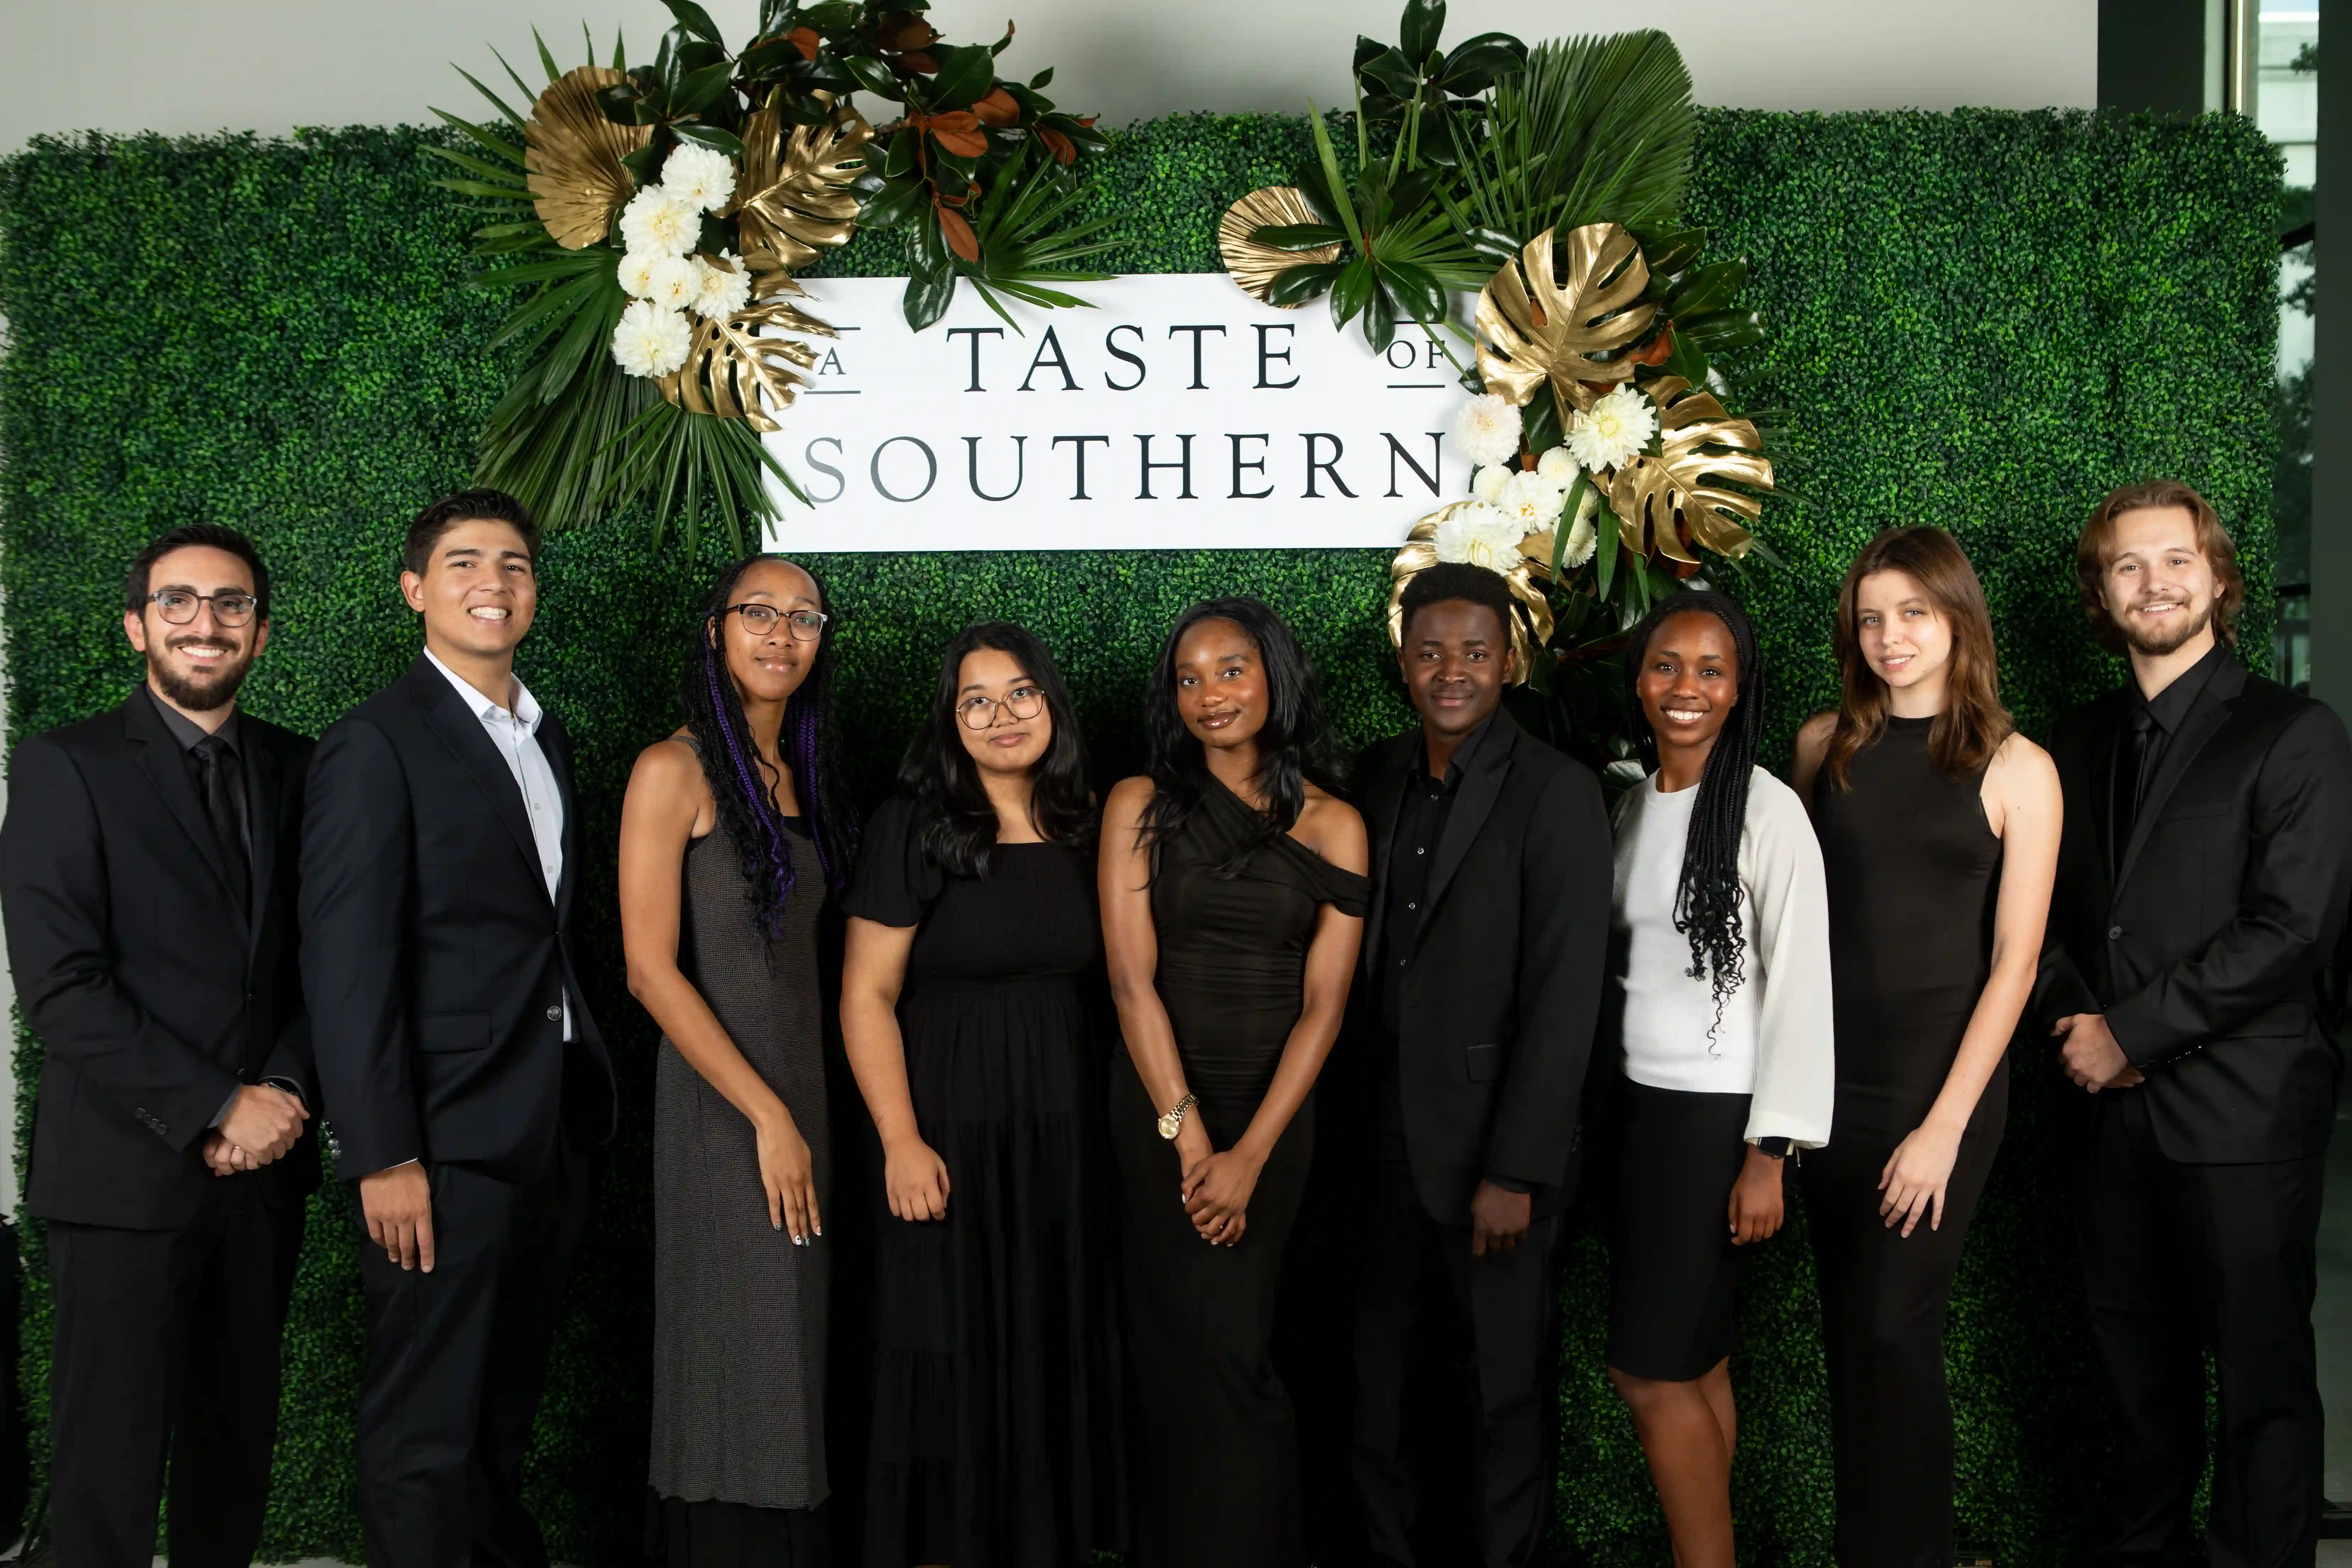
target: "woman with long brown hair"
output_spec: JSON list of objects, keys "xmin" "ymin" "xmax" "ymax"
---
[{"xmin": 1790, "ymin": 527, "xmax": 2061, "ymax": 1568}]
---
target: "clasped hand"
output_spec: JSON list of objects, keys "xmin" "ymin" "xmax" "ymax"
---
[
  {"xmin": 1177, "ymin": 1124, "xmax": 1259, "ymax": 1247},
  {"xmin": 203, "ymin": 1083, "xmax": 309, "ymax": 1175},
  {"xmin": 2053, "ymin": 1012, "xmax": 2144, "ymax": 1092}
]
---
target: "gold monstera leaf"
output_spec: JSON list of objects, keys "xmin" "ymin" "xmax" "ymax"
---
[
  {"xmin": 734, "ymin": 102, "xmax": 872, "ymax": 283},
  {"xmin": 525, "ymin": 65, "xmax": 650, "ymax": 249},
  {"xmin": 1386, "ymin": 503, "xmax": 1558, "ymax": 686},
  {"xmin": 1217, "ymin": 186, "xmax": 1341, "ymax": 306},
  {"xmin": 1475, "ymin": 223, "xmax": 1656, "ymax": 424},
  {"xmin": 1607, "ymin": 375, "xmax": 1773, "ymax": 564},
  {"xmin": 658, "ymin": 268, "xmax": 838, "ymax": 432}
]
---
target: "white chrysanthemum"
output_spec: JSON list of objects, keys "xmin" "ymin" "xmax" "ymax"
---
[
  {"xmin": 1433, "ymin": 502, "xmax": 1527, "ymax": 571},
  {"xmin": 691, "ymin": 252, "xmax": 753, "ymax": 321},
  {"xmin": 1496, "ymin": 470, "xmax": 1567, "ymax": 532},
  {"xmin": 617, "ymin": 250, "xmax": 664, "ymax": 299},
  {"xmin": 645, "ymin": 255, "xmax": 702, "ymax": 314},
  {"xmin": 1470, "ymin": 464, "xmax": 1513, "ymax": 503},
  {"xmin": 1535, "ymin": 445, "xmax": 1578, "ymax": 484},
  {"xmin": 620, "ymin": 186, "xmax": 699, "ymax": 257},
  {"xmin": 1559, "ymin": 483, "xmax": 1601, "ymax": 568},
  {"xmin": 1566, "ymin": 385, "xmax": 1657, "ymax": 472},
  {"xmin": 611, "ymin": 300, "xmax": 692, "ymax": 378},
  {"xmin": 660, "ymin": 142, "xmax": 737, "ymax": 212},
  {"xmin": 1449, "ymin": 393, "xmax": 1523, "ymax": 468}
]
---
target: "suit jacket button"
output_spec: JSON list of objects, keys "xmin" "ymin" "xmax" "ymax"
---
[
  {"xmin": 545, "ymin": 1004, "xmax": 563, "ymax": 1022},
  {"xmin": 2108, "ymin": 925, "xmax": 2124, "ymax": 940}
]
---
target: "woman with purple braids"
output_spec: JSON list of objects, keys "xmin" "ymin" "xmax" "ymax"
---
[{"xmin": 620, "ymin": 554, "xmax": 857, "ymax": 1566}]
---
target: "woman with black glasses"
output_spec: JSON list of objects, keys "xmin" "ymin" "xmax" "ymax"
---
[
  {"xmin": 620, "ymin": 556, "xmax": 858, "ymax": 1563},
  {"xmin": 842, "ymin": 622, "xmax": 1128, "ymax": 1567}
]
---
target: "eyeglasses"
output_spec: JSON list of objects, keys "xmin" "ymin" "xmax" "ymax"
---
[
  {"xmin": 149, "ymin": 589, "xmax": 258, "ymax": 627},
  {"xmin": 957, "ymin": 686, "xmax": 1046, "ymax": 730},
  {"xmin": 724, "ymin": 604, "xmax": 828, "ymax": 641}
]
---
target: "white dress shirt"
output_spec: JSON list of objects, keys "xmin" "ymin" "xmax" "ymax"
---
[
  {"xmin": 424, "ymin": 646, "xmax": 572, "ymax": 1040},
  {"xmin": 1610, "ymin": 765, "xmax": 1835, "ymax": 1148}
]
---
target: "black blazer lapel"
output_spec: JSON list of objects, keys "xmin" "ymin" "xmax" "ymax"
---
[
  {"xmin": 1421, "ymin": 718, "xmax": 1518, "ymax": 930},
  {"xmin": 542, "ymin": 708, "xmax": 580, "ymax": 922},
  {"xmin": 121, "ymin": 691, "xmax": 239, "ymax": 908},
  {"xmin": 2115, "ymin": 658, "xmax": 2244, "ymax": 900},
  {"xmin": 242, "ymin": 734, "xmax": 280, "ymax": 958},
  {"xmin": 406, "ymin": 656, "xmax": 551, "ymax": 904},
  {"xmin": 1360, "ymin": 737, "xmax": 1411, "ymax": 967}
]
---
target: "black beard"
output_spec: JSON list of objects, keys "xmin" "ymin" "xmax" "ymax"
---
[
  {"xmin": 2120, "ymin": 598, "xmax": 2214, "ymax": 658},
  {"xmin": 150, "ymin": 646, "xmax": 252, "ymax": 712}
]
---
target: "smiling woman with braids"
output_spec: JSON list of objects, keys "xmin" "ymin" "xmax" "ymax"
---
[
  {"xmin": 1605, "ymin": 590, "xmax": 1833, "ymax": 1568},
  {"xmin": 619, "ymin": 555, "xmax": 856, "ymax": 1565}
]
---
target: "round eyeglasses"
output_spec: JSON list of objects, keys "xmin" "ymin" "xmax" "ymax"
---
[
  {"xmin": 149, "ymin": 589, "xmax": 259, "ymax": 627},
  {"xmin": 957, "ymin": 687, "xmax": 1046, "ymax": 730},
  {"xmin": 723, "ymin": 604, "xmax": 828, "ymax": 641}
]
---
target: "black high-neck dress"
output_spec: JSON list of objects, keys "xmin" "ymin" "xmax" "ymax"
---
[
  {"xmin": 1107, "ymin": 780, "xmax": 1370, "ymax": 1568},
  {"xmin": 1802, "ymin": 714, "xmax": 2008, "ymax": 1568}
]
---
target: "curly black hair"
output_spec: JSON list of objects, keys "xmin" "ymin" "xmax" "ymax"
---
[{"xmin": 897, "ymin": 620, "xmax": 1094, "ymax": 878}]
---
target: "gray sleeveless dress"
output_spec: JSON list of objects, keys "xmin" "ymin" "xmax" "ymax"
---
[{"xmin": 649, "ymin": 801, "xmax": 831, "ymax": 1513}]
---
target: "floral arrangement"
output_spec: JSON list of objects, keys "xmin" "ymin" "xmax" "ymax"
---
[
  {"xmin": 1216, "ymin": 4, "xmax": 1776, "ymax": 752},
  {"xmin": 432, "ymin": 0, "xmax": 1114, "ymax": 545}
]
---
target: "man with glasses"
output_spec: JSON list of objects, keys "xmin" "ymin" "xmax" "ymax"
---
[
  {"xmin": 302, "ymin": 489, "xmax": 616, "ymax": 1568},
  {"xmin": 1, "ymin": 522, "xmax": 317, "ymax": 1568}
]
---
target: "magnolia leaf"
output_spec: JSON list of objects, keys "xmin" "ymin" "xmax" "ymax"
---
[
  {"xmin": 1218, "ymin": 186, "xmax": 1343, "ymax": 305},
  {"xmin": 658, "ymin": 275, "xmax": 837, "ymax": 432},
  {"xmin": 1475, "ymin": 221, "xmax": 1655, "ymax": 425},
  {"xmin": 524, "ymin": 65, "xmax": 652, "ymax": 248},
  {"xmin": 733, "ymin": 101, "xmax": 872, "ymax": 280}
]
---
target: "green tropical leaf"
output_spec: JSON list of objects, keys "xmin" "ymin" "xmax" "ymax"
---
[
  {"xmin": 1249, "ymin": 221, "xmax": 1346, "ymax": 251},
  {"xmin": 1267, "ymin": 261, "xmax": 1343, "ymax": 306}
]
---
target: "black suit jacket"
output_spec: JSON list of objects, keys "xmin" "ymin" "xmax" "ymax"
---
[
  {"xmin": 0, "ymin": 690, "xmax": 319, "ymax": 1228},
  {"xmin": 1350, "ymin": 712, "xmax": 1614, "ymax": 1222},
  {"xmin": 2035, "ymin": 652, "xmax": 2352, "ymax": 1163},
  {"xmin": 301, "ymin": 654, "xmax": 617, "ymax": 1184}
]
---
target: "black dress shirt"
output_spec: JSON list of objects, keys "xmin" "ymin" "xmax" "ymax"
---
[{"xmin": 2113, "ymin": 639, "xmax": 2227, "ymax": 867}]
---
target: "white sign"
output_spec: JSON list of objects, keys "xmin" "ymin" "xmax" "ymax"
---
[{"xmin": 762, "ymin": 274, "xmax": 1467, "ymax": 551}]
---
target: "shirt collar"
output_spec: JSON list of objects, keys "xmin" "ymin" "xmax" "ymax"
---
[
  {"xmin": 423, "ymin": 645, "xmax": 541, "ymax": 733},
  {"xmin": 1417, "ymin": 708, "xmax": 1500, "ymax": 788},
  {"xmin": 2134, "ymin": 639, "xmax": 2227, "ymax": 736},
  {"xmin": 145, "ymin": 684, "xmax": 240, "ymax": 754}
]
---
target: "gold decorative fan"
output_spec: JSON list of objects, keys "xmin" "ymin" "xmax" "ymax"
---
[
  {"xmin": 1217, "ymin": 186, "xmax": 1342, "ymax": 306},
  {"xmin": 523, "ymin": 66, "xmax": 651, "ymax": 249},
  {"xmin": 1386, "ymin": 501, "xmax": 1558, "ymax": 685},
  {"xmin": 658, "ymin": 268, "xmax": 838, "ymax": 433},
  {"xmin": 733, "ymin": 102, "xmax": 873, "ymax": 283},
  {"xmin": 1607, "ymin": 375, "xmax": 1773, "ymax": 563},
  {"xmin": 1475, "ymin": 223, "xmax": 1656, "ymax": 422}
]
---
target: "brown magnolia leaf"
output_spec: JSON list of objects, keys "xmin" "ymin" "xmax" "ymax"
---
[
  {"xmin": 784, "ymin": 27, "xmax": 819, "ymax": 60},
  {"xmin": 733, "ymin": 102, "xmax": 872, "ymax": 281},
  {"xmin": 925, "ymin": 111, "xmax": 988, "ymax": 158},
  {"xmin": 899, "ymin": 50, "xmax": 939, "ymax": 73},
  {"xmin": 937, "ymin": 204, "xmax": 980, "ymax": 262},
  {"xmin": 1036, "ymin": 127, "xmax": 1075, "ymax": 165},
  {"xmin": 1217, "ymin": 186, "xmax": 1340, "ymax": 306},
  {"xmin": 1475, "ymin": 223, "xmax": 1656, "ymax": 425},
  {"xmin": 523, "ymin": 65, "xmax": 652, "ymax": 249},
  {"xmin": 1608, "ymin": 375, "xmax": 1773, "ymax": 564},
  {"xmin": 1386, "ymin": 505, "xmax": 1555, "ymax": 685},
  {"xmin": 973, "ymin": 87, "xmax": 1020, "ymax": 128},
  {"xmin": 657, "ymin": 272, "xmax": 838, "ymax": 432}
]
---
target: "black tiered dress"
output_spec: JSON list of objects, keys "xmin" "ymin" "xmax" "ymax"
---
[
  {"xmin": 843, "ymin": 797, "xmax": 1128, "ymax": 1568},
  {"xmin": 1801, "ymin": 713, "xmax": 2008, "ymax": 1568},
  {"xmin": 1107, "ymin": 779, "xmax": 1371, "ymax": 1568}
]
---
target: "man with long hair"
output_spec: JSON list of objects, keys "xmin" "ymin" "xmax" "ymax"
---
[{"xmin": 2038, "ymin": 480, "xmax": 2352, "ymax": 1568}]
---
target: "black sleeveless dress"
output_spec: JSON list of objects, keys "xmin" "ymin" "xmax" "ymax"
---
[
  {"xmin": 1106, "ymin": 779, "xmax": 1370, "ymax": 1568},
  {"xmin": 843, "ymin": 797, "xmax": 1128, "ymax": 1567},
  {"xmin": 1801, "ymin": 714, "xmax": 2007, "ymax": 1568}
]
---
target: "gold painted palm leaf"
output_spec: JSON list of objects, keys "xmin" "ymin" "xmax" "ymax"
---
[
  {"xmin": 658, "ymin": 270, "xmax": 838, "ymax": 432},
  {"xmin": 1607, "ymin": 375, "xmax": 1772, "ymax": 563},
  {"xmin": 1217, "ymin": 186, "xmax": 1342, "ymax": 306},
  {"xmin": 734, "ymin": 103, "xmax": 873, "ymax": 283},
  {"xmin": 525, "ymin": 66, "xmax": 650, "ymax": 249},
  {"xmin": 1475, "ymin": 223, "xmax": 1656, "ymax": 423},
  {"xmin": 1387, "ymin": 505, "xmax": 1557, "ymax": 684}
]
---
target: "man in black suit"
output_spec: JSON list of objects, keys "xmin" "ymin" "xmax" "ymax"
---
[
  {"xmin": 2039, "ymin": 480, "xmax": 2352, "ymax": 1568},
  {"xmin": 1347, "ymin": 562, "xmax": 1613, "ymax": 1568},
  {"xmin": 302, "ymin": 489, "xmax": 617, "ymax": 1568},
  {"xmin": 0, "ymin": 523, "xmax": 316, "ymax": 1568}
]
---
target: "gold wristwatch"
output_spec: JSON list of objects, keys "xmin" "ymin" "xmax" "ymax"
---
[{"xmin": 1157, "ymin": 1093, "xmax": 1197, "ymax": 1141}]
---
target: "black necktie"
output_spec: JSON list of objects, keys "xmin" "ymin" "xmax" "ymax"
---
[
  {"xmin": 192, "ymin": 735, "xmax": 252, "ymax": 914},
  {"xmin": 2112, "ymin": 706, "xmax": 2157, "ymax": 872}
]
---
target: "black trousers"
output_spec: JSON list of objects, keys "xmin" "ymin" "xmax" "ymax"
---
[
  {"xmin": 2073, "ymin": 1090, "xmax": 2327, "ymax": 1568},
  {"xmin": 47, "ymin": 1175, "xmax": 306, "ymax": 1568},
  {"xmin": 355, "ymin": 1139, "xmax": 592, "ymax": 1568},
  {"xmin": 1352, "ymin": 1160, "xmax": 1564, "ymax": 1568}
]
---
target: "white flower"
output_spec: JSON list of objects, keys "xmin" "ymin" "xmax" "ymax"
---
[
  {"xmin": 618, "ymin": 250, "xmax": 664, "ymax": 298},
  {"xmin": 1566, "ymin": 385, "xmax": 1657, "ymax": 473},
  {"xmin": 619, "ymin": 186, "xmax": 699, "ymax": 257},
  {"xmin": 1433, "ymin": 503, "xmax": 1527, "ymax": 571},
  {"xmin": 659, "ymin": 142, "xmax": 737, "ymax": 213},
  {"xmin": 1559, "ymin": 483, "xmax": 1601, "ymax": 568},
  {"xmin": 691, "ymin": 252, "xmax": 753, "ymax": 321},
  {"xmin": 1496, "ymin": 470, "xmax": 1567, "ymax": 532},
  {"xmin": 1535, "ymin": 445, "xmax": 1578, "ymax": 484},
  {"xmin": 611, "ymin": 300, "xmax": 692, "ymax": 378},
  {"xmin": 1449, "ymin": 393, "xmax": 1523, "ymax": 468},
  {"xmin": 1470, "ymin": 464, "xmax": 1514, "ymax": 504},
  {"xmin": 645, "ymin": 255, "xmax": 702, "ymax": 314}
]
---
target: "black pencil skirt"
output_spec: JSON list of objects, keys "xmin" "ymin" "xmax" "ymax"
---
[{"xmin": 1606, "ymin": 1078, "xmax": 1755, "ymax": 1381}]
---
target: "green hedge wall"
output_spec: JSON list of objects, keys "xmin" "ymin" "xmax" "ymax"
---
[{"xmin": 0, "ymin": 104, "xmax": 2278, "ymax": 1566}]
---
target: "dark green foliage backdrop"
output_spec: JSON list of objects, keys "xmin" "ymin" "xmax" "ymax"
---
[{"xmin": 0, "ymin": 104, "xmax": 2277, "ymax": 1565}]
